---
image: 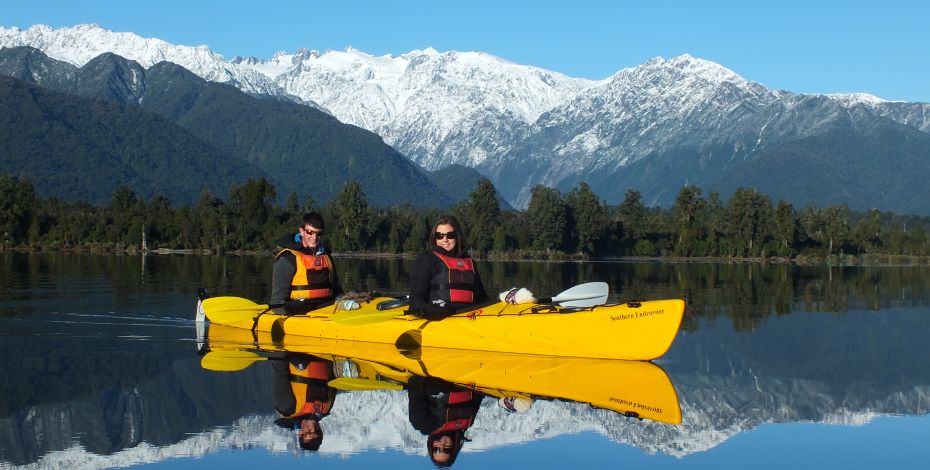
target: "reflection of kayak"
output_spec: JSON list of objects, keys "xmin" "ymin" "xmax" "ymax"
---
[
  {"xmin": 199, "ymin": 296, "xmax": 685, "ymax": 360},
  {"xmin": 203, "ymin": 324, "xmax": 682, "ymax": 424}
]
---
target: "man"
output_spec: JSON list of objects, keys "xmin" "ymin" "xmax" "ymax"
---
[
  {"xmin": 272, "ymin": 353, "xmax": 336, "ymax": 452},
  {"xmin": 271, "ymin": 212, "xmax": 343, "ymax": 314}
]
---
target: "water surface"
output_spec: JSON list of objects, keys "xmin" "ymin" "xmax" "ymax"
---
[{"xmin": 2, "ymin": 253, "xmax": 929, "ymax": 469}]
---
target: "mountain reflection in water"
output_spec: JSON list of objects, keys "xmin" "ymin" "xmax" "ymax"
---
[{"xmin": 2, "ymin": 253, "xmax": 930, "ymax": 468}]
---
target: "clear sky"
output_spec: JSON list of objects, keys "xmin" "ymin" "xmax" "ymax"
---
[{"xmin": 5, "ymin": 0, "xmax": 929, "ymax": 102}]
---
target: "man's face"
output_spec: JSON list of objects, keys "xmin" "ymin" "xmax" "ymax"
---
[
  {"xmin": 299, "ymin": 224, "xmax": 323, "ymax": 249},
  {"xmin": 299, "ymin": 418, "xmax": 322, "ymax": 443}
]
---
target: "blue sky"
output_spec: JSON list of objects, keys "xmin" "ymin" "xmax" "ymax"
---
[{"xmin": 6, "ymin": 0, "xmax": 929, "ymax": 102}]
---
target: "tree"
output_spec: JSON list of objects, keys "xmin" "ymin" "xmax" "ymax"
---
[
  {"xmin": 671, "ymin": 186, "xmax": 706, "ymax": 256},
  {"xmin": 773, "ymin": 201, "xmax": 799, "ymax": 257},
  {"xmin": 725, "ymin": 188, "xmax": 773, "ymax": 257},
  {"xmin": 229, "ymin": 177, "xmax": 277, "ymax": 248},
  {"xmin": 566, "ymin": 182, "xmax": 607, "ymax": 254},
  {"xmin": 461, "ymin": 178, "xmax": 501, "ymax": 254},
  {"xmin": 617, "ymin": 189, "xmax": 646, "ymax": 243},
  {"xmin": 0, "ymin": 175, "xmax": 36, "ymax": 244},
  {"xmin": 822, "ymin": 204, "xmax": 851, "ymax": 255},
  {"xmin": 526, "ymin": 185, "xmax": 568, "ymax": 252},
  {"xmin": 194, "ymin": 190, "xmax": 226, "ymax": 250},
  {"xmin": 334, "ymin": 180, "xmax": 370, "ymax": 251},
  {"xmin": 852, "ymin": 208, "xmax": 882, "ymax": 254}
]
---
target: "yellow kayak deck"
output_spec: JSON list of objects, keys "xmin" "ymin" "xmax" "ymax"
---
[{"xmin": 201, "ymin": 297, "xmax": 685, "ymax": 360}]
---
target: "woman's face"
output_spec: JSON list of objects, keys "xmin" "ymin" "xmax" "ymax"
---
[{"xmin": 434, "ymin": 223, "xmax": 457, "ymax": 252}]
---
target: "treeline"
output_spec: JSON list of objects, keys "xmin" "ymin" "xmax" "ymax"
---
[{"xmin": 3, "ymin": 173, "xmax": 930, "ymax": 260}]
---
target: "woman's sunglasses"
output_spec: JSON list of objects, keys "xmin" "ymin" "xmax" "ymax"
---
[{"xmin": 435, "ymin": 231, "xmax": 458, "ymax": 240}]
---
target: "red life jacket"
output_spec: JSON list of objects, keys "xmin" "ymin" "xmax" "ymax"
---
[
  {"xmin": 430, "ymin": 251, "xmax": 477, "ymax": 304},
  {"xmin": 431, "ymin": 390, "xmax": 476, "ymax": 434},
  {"xmin": 278, "ymin": 248, "xmax": 335, "ymax": 301},
  {"xmin": 284, "ymin": 359, "xmax": 335, "ymax": 418}
]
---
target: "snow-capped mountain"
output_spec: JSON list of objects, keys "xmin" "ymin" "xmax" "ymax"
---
[
  {"xmin": 253, "ymin": 46, "xmax": 594, "ymax": 169},
  {"xmin": 0, "ymin": 24, "xmax": 590, "ymax": 170},
  {"xmin": 0, "ymin": 24, "xmax": 299, "ymax": 102},
  {"xmin": 4, "ymin": 23, "xmax": 930, "ymax": 212},
  {"xmin": 8, "ymin": 378, "xmax": 930, "ymax": 469}
]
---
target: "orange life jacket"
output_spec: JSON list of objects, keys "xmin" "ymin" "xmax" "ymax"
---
[
  {"xmin": 431, "ymin": 251, "xmax": 476, "ymax": 304},
  {"xmin": 278, "ymin": 248, "xmax": 335, "ymax": 300},
  {"xmin": 284, "ymin": 359, "xmax": 335, "ymax": 418}
]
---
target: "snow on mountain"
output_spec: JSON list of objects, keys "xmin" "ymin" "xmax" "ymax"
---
[
  {"xmin": 826, "ymin": 92, "xmax": 890, "ymax": 106},
  {"xmin": 15, "ymin": 381, "xmax": 930, "ymax": 469},
  {"xmin": 253, "ymin": 46, "xmax": 595, "ymax": 168},
  {"xmin": 5, "ymin": 23, "xmax": 930, "ymax": 210},
  {"xmin": 0, "ymin": 24, "xmax": 289, "ymax": 98}
]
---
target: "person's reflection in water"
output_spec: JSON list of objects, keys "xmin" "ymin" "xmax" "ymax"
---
[
  {"xmin": 271, "ymin": 353, "xmax": 336, "ymax": 452},
  {"xmin": 407, "ymin": 375, "xmax": 484, "ymax": 467}
]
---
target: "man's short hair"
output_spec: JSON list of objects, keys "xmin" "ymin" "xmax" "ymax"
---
[{"xmin": 301, "ymin": 212, "xmax": 325, "ymax": 231}]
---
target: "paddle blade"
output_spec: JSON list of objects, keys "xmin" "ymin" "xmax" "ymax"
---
[
  {"xmin": 549, "ymin": 282, "xmax": 609, "ymax": 307},
  {"xmin": 328, "ymin": 377, "xmax": 404, "ymax": 391},
  {"xmin": 201, "ymin": 296, "xmax": 269, "ymax": 324},
  {"xmin": 200, "ymin": 350, "xmax": 267, "ymax": 371},
  {"xmin": 331, "ymin": 309, "xmax": 405, "ymax": 326}
]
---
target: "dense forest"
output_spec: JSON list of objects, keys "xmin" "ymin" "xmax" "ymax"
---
[{"xmin": 3, "ymin": 173, "xmax": 930, "ymax": 262}]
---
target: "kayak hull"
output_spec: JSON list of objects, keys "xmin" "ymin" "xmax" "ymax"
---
[
  {"xmin": 201, "ymin": 297, "xmax": 685, "ymax": 360},
  {"xmin": 203, "ymin": 324, "xmax": 682, "ymax": 424}
]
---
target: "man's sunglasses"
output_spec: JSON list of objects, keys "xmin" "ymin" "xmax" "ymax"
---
[{"xmin": 435, "ymin": 231, "xmax": 458, "ymax": 240}]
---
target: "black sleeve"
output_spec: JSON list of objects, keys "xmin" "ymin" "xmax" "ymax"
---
[
  {"xmin": 408, "ymin": 251, "xmax": 434, "ymax": 311},
  {"xmin": 270, "ymin": 359, "xmax": 296, "ymax": 416},
  {"xmin": 408, "ymin": 252, "xmax": 457, "ymax": 320},
  {"xmin": 409, "ymin": 251, "xmax": 455, "ymax": 320},
  {"xmin": 407, "ymin": 390, "xmax": 436, "ymax": 435},
  {"xmin": 270, "ymin": 253, "xmax": 297, "ymax": 311}
]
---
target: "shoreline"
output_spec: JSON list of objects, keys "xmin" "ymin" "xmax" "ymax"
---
[{"xmin": 4, "ymin": 244, "xmax": 930, "ymax": 267}]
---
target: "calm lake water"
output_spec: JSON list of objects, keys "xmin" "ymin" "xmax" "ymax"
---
[{"xmin": 2, "ymin": 252, "xmax": 930, "ymax": 469}]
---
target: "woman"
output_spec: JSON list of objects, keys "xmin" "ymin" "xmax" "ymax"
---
[
  {"xmin": 408, "ymin": 215, "xmax": 488, "ymax": 319},
  {"xmin": 407, "ymin": 375, "xmax": 483, "ymax": 467}
]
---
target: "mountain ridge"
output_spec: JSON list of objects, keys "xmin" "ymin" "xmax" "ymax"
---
[{"xmin": 4, "ymin": 24, "xmax": 930, "ymax": 213}]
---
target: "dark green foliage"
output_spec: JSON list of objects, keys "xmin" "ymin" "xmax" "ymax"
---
[
  {"xmin": 526, "ymin": 185, "xmax": 568, "ymax": 252},
  {"xmin": 0, "ymin": 47, "xmax": 451, "ymax": 208},
  {"xmin": 0, "ymin": 75, "xmax": 252, "ymax": 205},
  {"xmin": 331, "ymin": 181, "xmax": 371, "ymax": 252},
  {"xmin": 459, "ymin": 177, "xmax": 502, "ymax": 254},
  {"xmin": 427, "ymin": 164, "xmax": 513, "ymax": 210},
  {"xmin": 6, "ymin": 174, "xmax": 930, "ymax": 259},
  {"xmin": 140, "ymin": 62, "xmax": 448, "ymax": 208},
  {"xmin": 565, "ymin": 182, "xmax": 607, "ymax": 254},
  {"xmin": 0, "ymin": 175, "xmax": 36, "ymax": 244}
]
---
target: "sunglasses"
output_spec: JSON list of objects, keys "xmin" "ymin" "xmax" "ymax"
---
[
  {"xmin": 302, "ymin": 227, "xmax": 324, "ymax": 236},
  {"xmin": 435, "ymin": 231, "xmax": 458, "ymax": 240}
]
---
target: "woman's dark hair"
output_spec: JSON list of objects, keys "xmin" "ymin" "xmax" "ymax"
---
[
  {"xmin": 428, "ymin": 215, "xmax": 467, "ymax": 256},
  {"xmin": 426, "ymin": 430, "xmax": 465, "ymax": 468}
]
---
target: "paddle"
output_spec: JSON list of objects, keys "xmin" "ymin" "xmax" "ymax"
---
[
  {"xmin": 201, "ymin": 296, "xmax": 270, "ymax": 324},
  {"xmin": 537, "ymin": 281, "xmax": 609, "ymax": 307},
  {"xmin": 201, "ymin": 282, "xmax": 610, "ymax": 327},
  {"xmin": 328, "ymin": 377, "xmax": 404, "ymax": 391},
  {"xmin": 333, "ymin": 281, "xmax": 611, "ymax": 326},
  {"xmin": 200, "ymin": 350, "xmax": 273, "ymax": 371}
]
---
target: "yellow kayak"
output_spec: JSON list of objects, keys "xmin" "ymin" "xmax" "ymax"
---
[
  {"xmin": 201, "ymin": 324, "xmax": 682, "ymax": 425},
  {"xmin": 199, "ymin": 295, "xmax": 684, "ymax": 360}
]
